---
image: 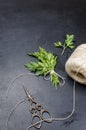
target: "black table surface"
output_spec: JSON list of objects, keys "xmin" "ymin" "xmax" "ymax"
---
[{"xmin": 0, "ymin": 0, "xmax": 86, "ymax": 130}]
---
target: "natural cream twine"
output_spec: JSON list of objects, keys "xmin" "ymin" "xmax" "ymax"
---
[{"xmin": 65, "ymin": 44, "xmax": 86, "ymax": 85}]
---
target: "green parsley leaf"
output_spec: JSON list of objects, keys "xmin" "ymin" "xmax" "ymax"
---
[
  {"xmin": 54, "ymin": 34, "xmax": 75, "ymax": 55},
  {"xmin": 54, "ymin": 41, "xmax": 63, "ymax": 48}
]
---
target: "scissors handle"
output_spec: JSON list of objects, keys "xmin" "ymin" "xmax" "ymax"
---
[
  {"xmin": 40, "ymin": 109, "xmax": 52, "ymax": 123},
  {"xmin": 31, "ymin": 113, "xmax": 42, "ymax": 129},
  {"xmin": 35, "ymin": 103, "xmax": 52, "ymax": 122},
  {"xmin": 31, "ymin": 110, "xmax": 52, "ymax": 129}
]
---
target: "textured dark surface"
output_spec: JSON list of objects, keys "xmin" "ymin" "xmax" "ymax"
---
[{"xmin": 0, "ymin": 0, "xmax": 86, "ymax": 130}]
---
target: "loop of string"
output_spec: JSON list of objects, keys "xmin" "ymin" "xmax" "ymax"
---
[
  {"xmin": 54, "ymin": 71, "xmax": 66, "ymax": 86},
  {"xmin": 44, "ymin": 70, "xmax": 65, "ymax": 86},
  {"xmin": 43, "ymin": 71, "xmax": 51, "ymax": 80},
  {"xmin": 25, "ymin": 80, "xmax": 76, "ymax": 130}
]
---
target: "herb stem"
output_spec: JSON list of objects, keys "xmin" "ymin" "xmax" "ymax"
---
[
  {"xmin": 61, "ymin": 46, "xmax": 66, "ymax": 55},
  {"xmin": 54, "ymin": 34, "xmax": 75, "ymax": 55},
  {"xmin": 50, "ymin": 70, "xmax": 65, "ymax": 86},
  {"xmin": 54, "ymin": 71, "xmax": 65, "ymax": 86}
]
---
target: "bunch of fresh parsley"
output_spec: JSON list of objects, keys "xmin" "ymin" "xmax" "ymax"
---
[
  {"xmin": 54, "ymin": 34, "xmax": 75, "ymax": 55},
  {"xmin": 25, "ymin": 47, "xmax": 60, "ymax": 87},
  {"xmin": 25, "ymin": 34, "xmax": 75, "ymax": 88}
]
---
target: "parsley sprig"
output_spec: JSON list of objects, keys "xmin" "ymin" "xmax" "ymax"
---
[
  {"xmin": 25, "ymin": 47, "xmax": 65, "ymax": 87},
  {"xmin": 54, "ymin": 34, "xmax": 75, "ymax": 55}
]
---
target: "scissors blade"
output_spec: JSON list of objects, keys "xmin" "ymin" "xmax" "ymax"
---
[{"xmin": 22, "ymin": 85, "xmax": 34, "ymax": 101}]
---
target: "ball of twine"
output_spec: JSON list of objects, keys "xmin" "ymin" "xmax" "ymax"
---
[{"xmin": 65, "ymin": 44, "xmax": 86, "ymax": 85}]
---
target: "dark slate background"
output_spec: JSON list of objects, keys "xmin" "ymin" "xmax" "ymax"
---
[{"xmin": 0, "ymin": 0, "xmax": 86, "ymax": 130}]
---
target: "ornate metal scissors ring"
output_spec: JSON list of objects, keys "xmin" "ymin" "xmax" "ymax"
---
[{"xmin": 23, "ymin": 85, "xmax": 52, "ymax": 129}]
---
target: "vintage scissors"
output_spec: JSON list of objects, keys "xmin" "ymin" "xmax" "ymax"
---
[{"xmin": 23, "ymin": 85, "xmax": 52, "ymax": 129}]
